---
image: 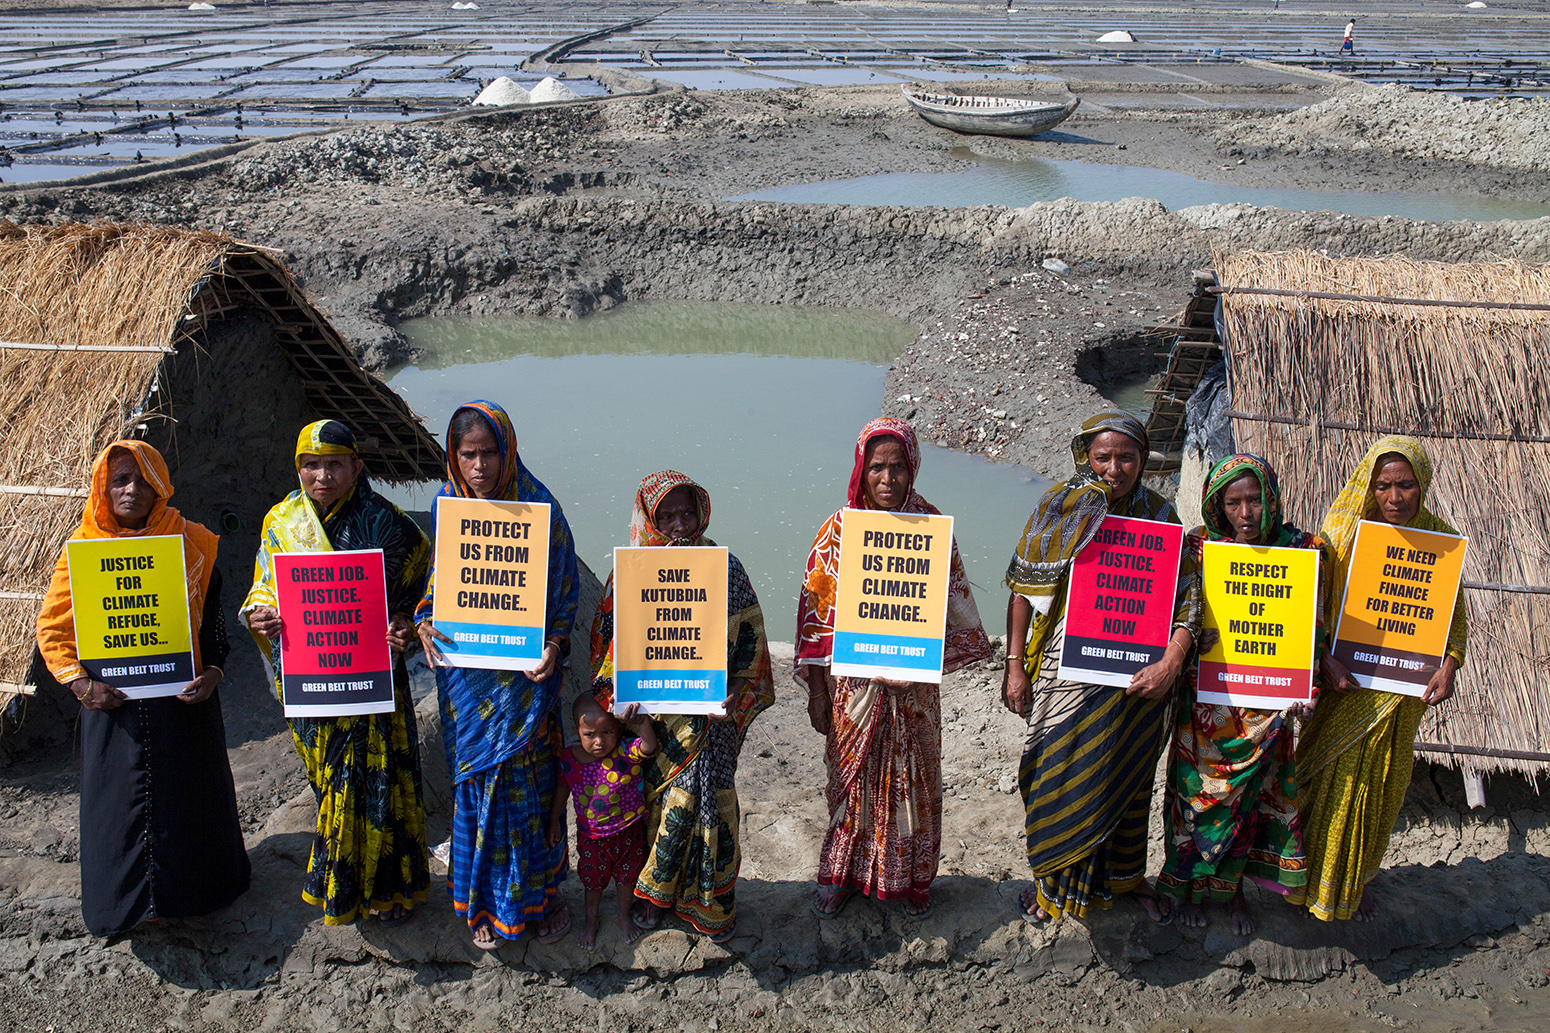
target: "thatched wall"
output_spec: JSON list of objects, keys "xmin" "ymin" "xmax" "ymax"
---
[
  {"xmin": 0, "ymin": 221, "xmax": 443, "ymax": 710},
  {"xmin": 1217, "ymin": 249, "xmax": 1550, "ymax": 775}
]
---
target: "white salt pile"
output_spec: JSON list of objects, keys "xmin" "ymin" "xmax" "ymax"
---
[
  {"xmin": 451, "ymin": 2, "xmax": 480, "ymax": 9},
  {"xmin": 529, "ymin": 77, "xmax": 580, "ymax": 104},
  {"xmin": 1466, "ymin": 2, "xmax": 1487, "ymax": 7},
  {"xmin": 187, "ymin": 2, "xmax": 216, "ymax": 9},
  {"xmin": 473, "ymin": 76, "xmax": 531, "ymax": 107},
  {"xmin": 1095, "ymin": 30, "xmax": 1136, "ymax": 43}
]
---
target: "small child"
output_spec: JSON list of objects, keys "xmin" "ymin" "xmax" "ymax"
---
[{"xmin": 548, "ymin": 695, "xmax": 658, "ymax": 949}]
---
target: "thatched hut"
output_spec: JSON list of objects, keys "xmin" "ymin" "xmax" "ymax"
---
[
  {"xmin": 1216, "ymin": 249, "xmax": 1550, "ymax": 777},
  {"xmin": 0, "ymin": 221, "xmax": 442, "ymax": 728}
]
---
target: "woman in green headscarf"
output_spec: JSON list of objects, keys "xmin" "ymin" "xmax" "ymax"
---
[
  {"xmin": 1157, "ymin": 453, "xmax": 1335, "ymax": 935},
  {"xmin": 1002, "ymin": 410, "xmax": 1201, "ymax": 924},
  {"xmin": 1288, "ymin": 436, "xmax": 1466, "ymax": 922},
  {"xmin": 242, "ymin": 420, "xmax": 432, "ymax": 926}
]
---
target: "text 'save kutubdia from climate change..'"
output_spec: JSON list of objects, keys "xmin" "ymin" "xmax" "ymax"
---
[
  {"xmin": 432, "ymin": 497, "xmax": 551, "ymax": 671},
  {"xmin": 1198, "ymin": 540, "xmax": 1319, "ymax": 708},
  {"xmin": 67, "ymin": 534, "xmax": 195, "ymax": 698},
  {"xmin": 1056, "ymin": 515, "xmax": 1184, "ymax": 688},
  {"xmin": 831, "ymin": 508, "xmax": 954, "ymax": 683},
  {"xmin": 274, "ymin": 548, "xmax": 394, "ymax": 717},
  {"xmin": 1331, "ymin": 520, "xmax": 1468, "ymax": 697},
  {"xmin": 612, "ymin": 545, "xmax": 729, "ymax": 715}
]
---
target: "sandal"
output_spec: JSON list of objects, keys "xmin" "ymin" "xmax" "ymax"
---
[
  {"xmin": 375, "ymin": 904, "xmax": 412, "ymax": 927},
  {"xmin": 536, "ymin": 903, "xmax": 572, "ymax": 945},
  {"xmin": 471, "ymin": 923, "xmax": 501, "ymax": 951},
  {"xmin": 903, "ymin": 898, "xmax": 934, "ymax": 919},
  {"xmin": 632, "ymin": 900, "xmax": 664, "ymax": 931},
  {"xmin": 1136, "ymin": 884, "xmax": 1175, "ymax": 927},
  {"xmin": 811, "ymin": 884, "xmax": 855, "ymax": 920},
  {"xmin": 709, "ymin": 920, "xmax": 738, "ymax": 945}
]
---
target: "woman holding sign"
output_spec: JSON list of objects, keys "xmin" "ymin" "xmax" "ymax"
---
[
  {"xmin": 1002, "ymin": 410, "xmax": 1199, "ymax": 924},
  {"xmin": 415, "ymin": 401, "xmax": 580, "ymax": 949},
  {"xmin": 37, "ymin": 441, "xmax": 249, "ymax": 937},
  {"xmin": 1158, "ymin": 453, "xmax": 1333, "ymax": 934},
  {"xmin": 798, "ymin": 417, "xmax": 992, "ymax": 918},
  {"xmin": 243, "ymin": 420, "xmax": 432, "ymax": 927},
  {"xmin": 589, "ymin": 470, "xmax": 775, "ymax": 942},
  {"xmin": 1290, "ymin": 435, "xmax": 1467, "ymax": 922}
]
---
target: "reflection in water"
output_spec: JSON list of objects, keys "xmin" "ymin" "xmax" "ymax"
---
[
  {"xmin": 729, "ymin": 150, "xmax": 1550, "ymax": 223},
  {"xmin": 390, "ymin": 302, "xmax": 1052, "ymax": 640}
]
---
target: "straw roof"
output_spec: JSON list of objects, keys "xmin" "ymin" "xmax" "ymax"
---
[
  {"xmin": 1216, "ymin": 249, "xmax": 1550, "ymax": 775},
  {"xmin": 0, "ymin": 220, "xmax": 443, "ymax": 697}
]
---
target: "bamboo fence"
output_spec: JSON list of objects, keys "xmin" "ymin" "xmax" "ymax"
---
[{"xmin": 1216, "ymin": 249, "xmax": 1550, "ymax": 775}]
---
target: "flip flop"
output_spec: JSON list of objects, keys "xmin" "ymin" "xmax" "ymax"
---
[
  {"xmin": 536, "ymin": 906, "xmax": 572, "ymax": 945},
  {"xmin": 471, "ymin": 924, "xmax": 502, "ymax": 952},
  {"xmin": 1140, "ymin": 889, "xmax": 1175, "ymax": 927},
  {"xmin": 1017, "ymin": 887, "xmax": 1051, "ymax": 925},
  {"xmin": 632, "ymin": 901, "xmax": 664, "ymax": 931},
  {"xmin": 811, "ymin": 885, "xmax": 854, "ymax": 920},
  {"xmin": 375, "ymin": 904, "xmax": 412, "ymax": 927},
  {"xmin": 708, "ymin": 921, "xmax": 738, "ymax": 945},
  {"xmin": 902, "ymin": 899, "xmax": 934, "ymax": 920}
]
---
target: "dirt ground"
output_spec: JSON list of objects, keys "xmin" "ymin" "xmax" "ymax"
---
[{"xmin": 4, "ymin": 3, "xmax": 1550, "ymax": 1029}]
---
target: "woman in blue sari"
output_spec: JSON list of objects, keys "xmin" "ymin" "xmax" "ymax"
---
[{"xmin": 415, "ymin": 401, "xmax": 580, "ymax": 949}]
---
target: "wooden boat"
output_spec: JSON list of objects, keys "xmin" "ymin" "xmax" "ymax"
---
[{"xmin": 901, "ymin": 85, "xmax": 1080, "ymax": 138}]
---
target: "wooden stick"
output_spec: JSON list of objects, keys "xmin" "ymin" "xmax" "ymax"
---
[
  {"xmin": 1414, "ymin": 742, "xmax": 1550, "ymax": 763},
  {"xmin": 0, "ymin": 342, "xmax": 174, "ymax": 353},
  {"xmin": 1211, "ymin": 285, "xmax": 1550, "ymax": 313},
  {"xmin": 1224, "ymin": 410, "xmax": 1550, "ymax": 445}
]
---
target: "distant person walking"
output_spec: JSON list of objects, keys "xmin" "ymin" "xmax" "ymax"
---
[{"xmin": 1341, "ymin": 19, "xmax": 1356, "ymax": 55}]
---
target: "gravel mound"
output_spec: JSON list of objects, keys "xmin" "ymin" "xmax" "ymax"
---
[{"xmin": 1221, "ymin": 83, "xmax": 1550, "ymax": 172}]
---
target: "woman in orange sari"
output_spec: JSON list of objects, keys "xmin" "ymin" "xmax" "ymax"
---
[
  {"xmin": 797, "ymin": 417, "xmax": 991, "ymax": 918},
  {"xmin": 37, "ymin": 441, "xmax": 249, "ymax": 937}
]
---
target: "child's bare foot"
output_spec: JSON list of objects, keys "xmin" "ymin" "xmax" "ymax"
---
[
  {"xmin": 578, "ymin": 911, "xmax": 599, "ymax": 950},
  {"xmin": 619, "ymin": 912, "xmax": 644, "ymax": 944},
  {"xmin": 1177, "ymin": 900, "xmax": 1207, "ymax": 929},
  {"xmin": 1229, "ymin": 889, "xmax": 1256, "ymax": 936}
]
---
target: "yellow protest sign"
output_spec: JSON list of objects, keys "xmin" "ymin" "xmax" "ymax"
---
[
  {"xmin": 831, "ymin": 508, "xmax": 953, "ymax": 683},
  {"xmin": 1198, "ymin": 541, "xmax": 1320, "ymax": 708},
  {"xmin": 612, "ymin": 545, "xmax": 729, "ymax": 715},
  {"xmin": 431, "ymin": 497, "xmax": 551, "ymax": 670},
  {"xmin": 66, "ymin": 534, "xmax": 195, "ymax": 699},
  {"xmin": 1331, "ymin": 520, "xmax": 1468, "ymax": 696}
]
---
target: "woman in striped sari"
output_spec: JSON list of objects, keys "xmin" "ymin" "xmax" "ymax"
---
[
  {"xmin": 589, "ymin": 470, "xmax": 775, "ymax": 943},
  {"xmin": 1003, "ymin": 410, "xmax": 1200, "ymax": 924},
  {"xmin": 1288, "ymin": 435, "xmax": 1466, "ymax": 921}
]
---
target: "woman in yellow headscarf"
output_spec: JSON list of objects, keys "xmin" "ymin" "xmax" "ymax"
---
[
  {"xmin": 36, "ymin": 441, "xmax": 249, "ymax": 937},
  {"xmin": 1289, "ymin": 435, "xmax": 1466, "ymax": 922},
  {"xmin": 242, "ymin": 420, "xmax": 432, "ymax": 926}
]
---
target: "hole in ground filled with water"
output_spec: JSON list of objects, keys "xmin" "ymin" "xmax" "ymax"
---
[
  {"xmin": 728, "ymin": 149, "xmax": 1550, "ymax": 223},
  {"xmin": 386, "ymin": 300, "xmax": 1054, "ymax": 641},
  {"xmin": 1076, "ymin": 332, "xmax": 1165, "ymax": 421}
]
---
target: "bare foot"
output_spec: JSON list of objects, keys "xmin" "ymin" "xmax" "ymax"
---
[
  {"xmin": 577, "ymin": 912, "xmax": 598, "ymax": 951},
  {"xmin": 1018, "ymin": 884, "xmax": 1050, "ymax": 922},
  {"xmin": 1229, "ymin": 890, "xmax": 1256, "ymax": 936},
  {"xmin": 1177, "ymin": 900, "xmax": 1207, "ymax": 929},
  {"xmin": 618, "ymin": 913, "xmax": 643, "ymax": 944},
  {"xmin": 1353, "ymin": 890, "xmax": 1378, "ymax": 922},
  {"xmin": 471, "ymin": 923, "xmax": 500, "ymax": 951},
  {"xmin": 904, "ymin": 895, "xmax": 932, "ymax": 917}
]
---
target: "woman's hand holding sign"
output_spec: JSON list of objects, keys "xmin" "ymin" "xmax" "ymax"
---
[
  {"xmin": 248, "ymin": 604, "xmax": 283, "ymax": 641},
  {"xmin": 70, "ymin": 676, "xmax": 126, "ymax": 711},
  {"xmin": 1422, "ymin": 654, "xmax": 1458, "ymax": 706},
  {"xmin": 1126, "ymin": 628, "xmax": 1194, "ymax": 700},
  {"xmin": 416, "ymin": 619, "xmax": 453, "ymax": 668}
]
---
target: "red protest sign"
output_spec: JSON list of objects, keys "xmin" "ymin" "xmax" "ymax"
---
[
  {"xmin": 1056, "ymin": 516, "xmax": 1184, "ymax": 688},
  {"xmin": 273, "ymin": 549, "xmax": 394, "ymax": 718}
]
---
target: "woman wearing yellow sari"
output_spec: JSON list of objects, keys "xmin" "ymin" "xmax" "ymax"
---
[
  {"xmin": 242, "ymin": 420, "xmax": 433, "ymax": 926},
  {"xmin": 1289, "ymin": 435, "xmax": 1466, "ymax": 922}
]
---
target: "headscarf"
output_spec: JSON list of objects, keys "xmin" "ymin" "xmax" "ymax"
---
[
  {"xmin": 1004, "ymin": 410, "xmax": 1154, "ymax": 614},
  {"xmin": 630, "ymin": 470, "xmax": 711, "ymax": 547},
  {"xmin": 242, "ymin": 420, "xmax": 430, "ymax": 698},
  {"xmin": 796, "ymin": 418, "xmax": 991, "ymax": 673},
  {"xmin": 413, "ymin": 401, "xmax": 580, "ymax": 785},
  {"xmin": 590, "ymin": 470, "xmax": 774, "ymax": 767},
  {"xmin": 1318, "ymin": 435, "xmax": 1465, "ymax": 662},
  {"xmin": 845, "ymin": 416, "xmax": 921, "ymax": 511},
  {"xmin": 37, "ymin": 441, "xmax": 219, "ymax": 685},
  {"xmin": 1200, "ymin": 453, "xmax": 1297, "ymax": 546},
  {"xmin": 443, "ymin": 400, "xmax": 519, "ymax": 500}
]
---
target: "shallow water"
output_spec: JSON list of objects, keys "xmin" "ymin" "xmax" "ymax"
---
[
  {"xmin": 388, "ymin": 301, "xmax": 1054, "ymax": 642},
  {"xmin": 730, "ymin": 150, "xmax": 1550, "ymax": 223}
]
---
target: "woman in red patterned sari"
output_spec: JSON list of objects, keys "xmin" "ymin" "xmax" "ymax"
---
[{"xmin": 796, "ymin": 418, "xmax": 991, "ymax": 918}]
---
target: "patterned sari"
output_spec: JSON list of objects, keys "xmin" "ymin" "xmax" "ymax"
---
[
  {"xmin": 242, "ymin": 420, "xmax": 432, "ymax": 925},
  {"xmin": 1288, "ymin": 436, "xmax": 1467, "ymax": 921},
  {"xmin": 413, "ymin": 401, "xmax": 579, "ymax": 940},
  {"xmin": 1157, "ymin": 454, "xmax": 1326, "ymax": 904},
  {"xmin": 797, "ymin": 418, "xmax": 992, "ymax": 907},
  {"xmin": 1011, "ymin": 411, "xmax": 1201, "ymax": 920},
  {"xmin": 590, "ymin": 470, "xmax": 774, "ymax": 935}
]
